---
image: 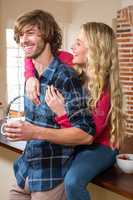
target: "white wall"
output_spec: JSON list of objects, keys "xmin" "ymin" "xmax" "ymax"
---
[
  {"xmin": 66, "ymin": 0, "xmax": 121, "ymax": 51},
  {"xmin": 71, "ymin": 0, "xmax": 121, "ymax": 25},
  {"xmin": 1, "ymin": 0, "xmax": 72, "ymax": 27},
  {"xmin": 121, "ymin": 0, "xmax": 133, "ymax": 8}
]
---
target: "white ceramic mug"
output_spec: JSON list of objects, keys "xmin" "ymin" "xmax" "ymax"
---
[{"xmin": 1, "ymin": 116, "xmax": 25, "ymax": 135}]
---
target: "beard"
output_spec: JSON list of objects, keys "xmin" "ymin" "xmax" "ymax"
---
[{"xmin": 25, "ymin": 39, "xmax": 47, "ymax": 59}]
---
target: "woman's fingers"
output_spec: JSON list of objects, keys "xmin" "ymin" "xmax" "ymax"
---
[
  {"xmin": 36, "ymin": 80, "xmax": 40, "ymax": 97},
  {"xmin": 32, "ymin": 89, "xmax": 40, "ymax": 105},
  {"xmin": 56, "ymin": 89, "xmax": 64, "ymax": 102},
  {"xmin": 46, "ymin": 85, "xmax": 53, "ymax": 99},
  {"xmin": 26, "ymin": 77, "xmax": 40, "ymax": 105},
  {"xmin": 46, "ymin": 85, "xmax": 57, "ymax": 102},
  {"xmin": 49, "ymin": 85, "xmax": 64, "ymax": 100},
  {"xmin": 50, "ymin": 85, "xmax": 57, "ymax": 97},
  {"xmin": 45, "ymin": 85, "xmax": 65, "ymax": 106},
  {"xmin": 45, "ymin": 85, "xmax": 66, "ymax": 115}
]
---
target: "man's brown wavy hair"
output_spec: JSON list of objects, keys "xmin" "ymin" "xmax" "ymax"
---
[{"xmin": 14, "ymin": 9, "xmax": 62, "ymax": 56}]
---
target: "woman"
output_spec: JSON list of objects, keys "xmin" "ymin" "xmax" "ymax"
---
[
  {"xmin": 42, "ymin": 23, "xmax": 124, "ymax": 200},
  {"xmin": 10, "ymin": 22, "xmax": 125, "ymax": 200}
]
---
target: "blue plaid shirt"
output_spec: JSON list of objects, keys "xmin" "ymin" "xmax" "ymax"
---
[{"xmin": 14, "ymin": 57, "xmax": 95, "ymax": 192}]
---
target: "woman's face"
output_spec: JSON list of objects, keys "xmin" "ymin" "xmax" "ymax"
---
[{"xmin": 72, "ymin": 29, "xmax": 88, "ymax": 65}]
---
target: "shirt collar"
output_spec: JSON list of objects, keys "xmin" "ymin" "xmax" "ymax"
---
[{"xmin": 35, "ymin": 56, "xmax": 60, "ymax": 82}]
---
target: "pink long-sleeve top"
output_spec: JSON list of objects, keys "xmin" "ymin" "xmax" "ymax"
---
[{"xmin": 24, "ymin": 51, "xmax": 110, "ymax": 147}]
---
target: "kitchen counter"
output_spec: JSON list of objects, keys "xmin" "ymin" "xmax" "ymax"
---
[{"xmin": 0, "ymin": 134, "xmax": 26, "ymax": 153}]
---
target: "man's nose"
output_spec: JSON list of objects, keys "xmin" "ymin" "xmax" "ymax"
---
[{"xmin": 21, "ymin": 33, "xmax": 28, "ymax": 42}]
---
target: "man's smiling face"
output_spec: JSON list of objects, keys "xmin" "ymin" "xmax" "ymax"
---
[{"xmin": 19, "ymin": 25, "xmax": 46, "ymax": 59}]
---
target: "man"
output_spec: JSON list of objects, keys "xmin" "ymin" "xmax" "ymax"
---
[{"xmin": 5, "ymin": 9, "xmax": 95, "ymax": 200}]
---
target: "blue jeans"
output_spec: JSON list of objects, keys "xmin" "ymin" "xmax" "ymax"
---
[{"xmin": 64, "ymin": 144, "xmax": 118, "ymax": 200}]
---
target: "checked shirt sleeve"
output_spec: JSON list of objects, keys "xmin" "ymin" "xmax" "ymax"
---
[{"xmin": 63, "ymin": 76, "xmax": 95, "ymax": 136}]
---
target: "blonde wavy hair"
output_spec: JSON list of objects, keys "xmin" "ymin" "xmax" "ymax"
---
[{"xmin": 75, "ymin": 22, "xmax": 125, "ymax": 148}]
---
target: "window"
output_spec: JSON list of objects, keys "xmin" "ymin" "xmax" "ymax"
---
[{"xmin": 6, "ymin": 29, "xmax": 24, "ymax": 112}]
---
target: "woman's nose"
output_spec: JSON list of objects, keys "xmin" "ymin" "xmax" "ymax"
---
[{"xmin": 71, "ymin": 44, "xmax": 74, "ymax": 50}]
